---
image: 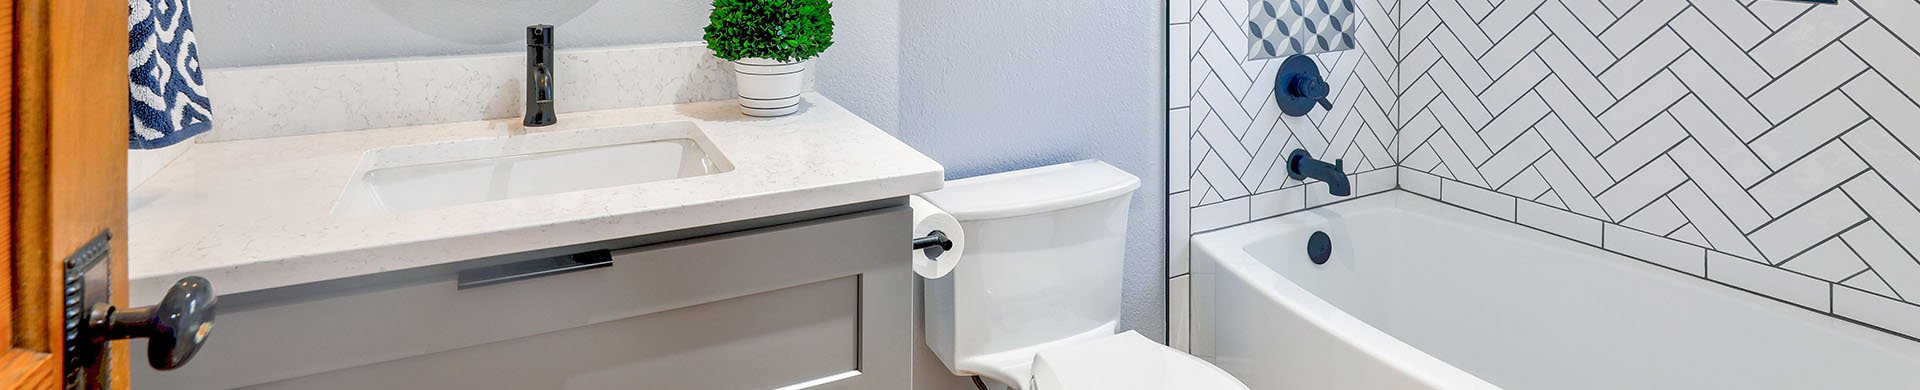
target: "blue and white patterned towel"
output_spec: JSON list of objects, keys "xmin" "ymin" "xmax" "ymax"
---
[{"xmin": 128, "ymin": 0, "xmax": 212, "ymax": 150}]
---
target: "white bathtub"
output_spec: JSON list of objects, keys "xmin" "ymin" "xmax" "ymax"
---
[{"xmin": 1191, "ymin": 192, "xmax": 1920, "ymax": 389}]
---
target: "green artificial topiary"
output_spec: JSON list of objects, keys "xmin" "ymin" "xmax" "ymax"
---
[{"xmin": 703, "ymin": 0, "xmax": 835, "ymax": 63}]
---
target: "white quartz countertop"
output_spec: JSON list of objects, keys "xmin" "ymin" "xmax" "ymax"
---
[{"xmin": 129, "ymin": 94, "xmax": 943, "ymax": 301}]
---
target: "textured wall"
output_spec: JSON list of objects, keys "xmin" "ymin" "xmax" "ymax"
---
[
  {"xmin": 1169, "ymin": 0, "xmax": 1400, "ymax": 349},
  {"xmin": 811, "ymin": 0, "xmax": 900, "ymax": 132},
  {"xmin": 1398, "ymin": 0, "xmax": 1920, "ymax": 337},
  {"xmin": 193, "ymin": 0, "xmax": 708, "ymax": 68},
  {"xmin": 897, "ymin": 0, "xmax": 1169, "ymax": 342},
  {"xmin": 1176, "ymin": 0, "xmax": 1920, "ymax": 342}
]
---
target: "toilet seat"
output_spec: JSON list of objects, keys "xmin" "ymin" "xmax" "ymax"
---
[{"xmin": 1029, "ymin": 331, "xmax": 1249, "ymax": 390}]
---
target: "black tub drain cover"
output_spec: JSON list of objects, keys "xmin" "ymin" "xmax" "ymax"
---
[{"xmin": 1308, "ymin": 231, "xmax": 1332, "ymax": 265}]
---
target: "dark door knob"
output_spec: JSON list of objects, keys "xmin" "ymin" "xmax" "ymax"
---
[{"xmin": 85, "ymin": 276, "xmax": 216, "ymax": 370}]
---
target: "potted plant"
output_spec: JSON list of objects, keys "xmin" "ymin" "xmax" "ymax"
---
[{"xmin": 704, "ymin": 0, "xmax": 834, "ymax": 117}]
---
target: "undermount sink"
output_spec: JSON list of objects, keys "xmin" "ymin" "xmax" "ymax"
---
[{"xmin": 332, "ymin": 121, "xmax": 731, "ymax": 217}]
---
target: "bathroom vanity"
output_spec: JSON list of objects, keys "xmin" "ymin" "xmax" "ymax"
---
[{"xmin": 125, "ymin": 95, "xmax": 943, "ymax": 388}]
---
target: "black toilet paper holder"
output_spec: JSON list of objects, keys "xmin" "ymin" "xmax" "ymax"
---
[{"xmin": 912, "ymin": 230, "xmax": 953, "ymax": 259}]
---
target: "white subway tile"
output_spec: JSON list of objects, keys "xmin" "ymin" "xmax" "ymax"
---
[
  {"xmin": 1443, "ymin": 180, "xmax": 1516, "ymax": 221},
  {"xmin": 1595, "ymin": 157, "xmax": 1686, "ymax": 220},
  {"xmin": 1306, "ymin": 180, "xmax": 1343, "ymax": 208},
  {"xmin": 1170, "ymin": 23, "xmax": 1191, "ymax": 109},
  {"xmin": 1170, "ymin": 192, "xmax": 1191, "ymax": 277},
  {"xmin": 1748, "ymin": 190, "xmax": 1866, "ymax": 262},
  {"xmin": 1709, "ymin": 252, "xmax": 1830, "ymax": 311},
  {"xmin": 1781, "ymin": 238, "xmax": 1866, "ymax": 283},
  {"xmin": 1400, "ymin": 167, "xmax": 1442, "ymax": 198},
  {"xmin": 1192, "ymin": 196, "xmax": 1250, "ymax": 232},
  {"xmin": 1749, "ymin": 142, "xmax": 1868, "ymax": 216},
  {"xmin": 1841, "ymin": 223, "xmax": 1920, "ymax": 299},
  {"xmin": 1170, "ymin": 108, "xmax": 1191, "ymax": 194},
  {"xmin": 1356, "ymin": 168, "xmax": 1397, "ymax": 196},
  {"xmin": 1517, "ymin": 201, "xmax": 1602, "ymax": 246},
  {"xmin": 1835, "ymin": 286, "xmax": 1920, "ymax": 338},
  {"xmin": 1170, "ymin": 275, "xmax": 1191, "ymax": 352},
  {"xmin": 1845, "ymin": 272, "xmax": 1900, "ymax": 299},
  {"xmin": 1605, "ymin": 224, "xmax": 1707, "ymax": 276},
  {"xmin": 1251, "ymin": 186, "xmax": 1307, "ymax": 220},
  {"xmin": 1618, "ymin": 198, "xmax": 1687, "ymax": 238}
]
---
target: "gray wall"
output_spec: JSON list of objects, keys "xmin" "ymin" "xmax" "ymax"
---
[
  {"xmin": 892, "ymin": 1, "xmax": 1170, "ymax": 341},
  {"xmin": 810, "ymin": 0, "xmax": 899, "ymax": 132},
  {"xmin": 194, "ymin": 0, "xmax": 709, "ymax": 68}
]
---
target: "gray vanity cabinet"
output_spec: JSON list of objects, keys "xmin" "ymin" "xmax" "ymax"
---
[{"xmin": 132, "ymin": 205, "xmax": 912, "ymax": 389}]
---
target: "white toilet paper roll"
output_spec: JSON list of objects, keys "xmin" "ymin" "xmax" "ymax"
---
[{"xmin": 909, "ymin": 195, "xmax": 965, "ymax": 279}]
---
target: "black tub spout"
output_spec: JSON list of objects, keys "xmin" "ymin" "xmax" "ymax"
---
[{"xmin": 1287, "ymin": 149, "xmax": 1350, "ymax": 197}]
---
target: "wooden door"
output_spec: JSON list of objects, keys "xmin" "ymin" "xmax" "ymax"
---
[{"xmin": 2, "ymin": 0, "xmax": 134, "ymax": 389}]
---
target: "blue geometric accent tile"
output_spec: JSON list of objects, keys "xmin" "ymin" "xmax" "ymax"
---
[{"xmin": 1245, "ymin": 0, "xmax": 1359, "ymax": 61}]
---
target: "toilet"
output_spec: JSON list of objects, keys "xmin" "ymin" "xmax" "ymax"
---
[{"xmin": 920, "ymin": 160, "xmax": 1248, "ymax": 390}]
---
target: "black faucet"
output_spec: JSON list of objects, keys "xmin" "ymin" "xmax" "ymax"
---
[
  {"xmin": 1287, "ymin": 149, "xmax": 1350, "ymax": 196},
  {"xmin": 524, "ymin": 24, "xmax": 557, "ymax": 127}
]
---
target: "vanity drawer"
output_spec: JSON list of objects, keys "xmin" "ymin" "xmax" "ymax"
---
[
  {"xmin": 134, "ymin": 206, "xmax": 911, "ymax": 389},
  {"xmin": 256, "ymin": 277, "xmax": 860, "ymax": 389}
]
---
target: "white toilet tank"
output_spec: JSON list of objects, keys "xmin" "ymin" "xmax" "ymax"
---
[{"xmin": 919, "ymin": 160, "xmax": 1141, "ymax": 387}]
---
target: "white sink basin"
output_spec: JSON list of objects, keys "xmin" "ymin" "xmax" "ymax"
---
[{"xmin": 332, "ymin": 121, "xmax": 731, "ymax": 217}]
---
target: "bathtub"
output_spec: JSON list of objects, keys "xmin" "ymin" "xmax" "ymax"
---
[{"xmin": 1191, "ymin": 192, "xmax": 1920, "ymax": 389}]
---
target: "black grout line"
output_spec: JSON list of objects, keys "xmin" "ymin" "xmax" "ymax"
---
[
  {"xmin": 1661, "ymin": 119, "xmax": 1771, "ymax": 233},
  {"xmin": 1739, "ymin": 15, "xmax": 1869, "ymax": 100},
  {"xmin": 1738, "ymin": 71, "xmax": 1873, "ymax": 154},
  {"xmin": 1591, "ymin": 131, "xmax": 1693, "ymax": 200},
  {"xmin": 1840, "ymin": 187, "xmax": 1920, "ymax": 288},
  {"xmin": 1741, "ymin": 167, "xmax": 1872, "ymax": 236},
  {"xmin": 1774, "ymin": 218, "xmax": 1872, "ymax": 269},
  {"xmin": 1832, "ymin": 117, "xmax": 1920, "ymax": 215},
  {"xmin": 1735, "ymin": 113, "xmax": 1866, "ymax": 194},
  {"xmin": 1668, "ymin": 173, "xmax": 1773, "ymax": 264},
  {"xmin": 1838, "ymin": 267, "xmax": 1870, "ymax": 286}
]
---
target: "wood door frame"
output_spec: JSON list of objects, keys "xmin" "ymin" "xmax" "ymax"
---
[{"xmin": 5, "ymin": 0, "xmax": 131, "ymax": 388}]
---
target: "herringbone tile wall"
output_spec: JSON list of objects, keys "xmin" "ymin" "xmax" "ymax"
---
[
  {"xmin": 1167, "ymin": 0, "xmax": 1400, "ymax": 351},
  {"xmin": 1400, "ymin": 0, "xmax": 1920, "ymax": 337},
  {"xmin": 1172, "ymin": 0, "xmax": 1920, "ymax": 344}
]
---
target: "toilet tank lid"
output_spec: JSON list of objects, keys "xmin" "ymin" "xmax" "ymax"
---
[{"xmin": 922, "ymin": 160, "xmax": 1141, "ymax": 221}]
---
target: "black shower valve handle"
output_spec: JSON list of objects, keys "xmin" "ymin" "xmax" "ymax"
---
[
  {"xmin": 1287, "ymin": 69, "xmax": 1335, "ymax": 111},
  {"xmin": 1291, "ymin": 75, "xmax": 1329, "ymax": 98},
  {"xmin": 1275, "ymin": 55, "xmax": 1333, "ymax": 117}
]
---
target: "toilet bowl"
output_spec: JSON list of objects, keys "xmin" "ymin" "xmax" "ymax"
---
[{"xmin": 920, "ymin": 160, "xmax": 1246, "ymax": 389}]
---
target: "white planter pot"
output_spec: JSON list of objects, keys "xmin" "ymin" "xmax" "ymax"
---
[{"xmin": 733, "ymin": 58, "xmax": 806, "ymax": 117}]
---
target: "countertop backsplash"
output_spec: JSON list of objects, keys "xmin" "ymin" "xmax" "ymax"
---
[
  {"xmin": 127, "ymin": 41, "xmax": 810, "ymax": 191},
  {"xmin": 198, "ymin": 41, "xmax": 809, "ymax": 143}
]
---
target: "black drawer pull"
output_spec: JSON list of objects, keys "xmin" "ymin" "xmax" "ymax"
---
[{"xmin": 457, "ymin": 250, "xmax": 613, "ymax": 289}]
